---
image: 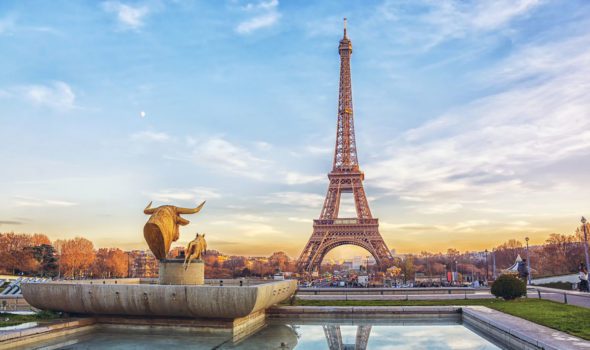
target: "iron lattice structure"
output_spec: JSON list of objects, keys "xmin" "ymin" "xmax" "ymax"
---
[
  {"xmin": 297, "ymin": 20, "xmax": 394, "ymax": 273},
  {"xmin": 323, "ymin": 325, "xmax": 372, "ymax": 350}
]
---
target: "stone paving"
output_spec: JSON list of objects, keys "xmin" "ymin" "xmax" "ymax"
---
[
  {"xmin": 463, "ymin": 306, "xmax": 590, "ymax": 350},
  {"xmin": 529, "ymin": 287, "xmax": 590, "ymax": 309}
]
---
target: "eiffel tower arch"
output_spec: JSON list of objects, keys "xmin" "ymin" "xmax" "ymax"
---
[{"xmin": 297, "ymin": 19, "xmax": 394, "ymax": 273}]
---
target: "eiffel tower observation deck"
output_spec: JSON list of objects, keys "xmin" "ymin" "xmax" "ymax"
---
[{"xmin": 297, "ymin": 19, "xmax": 394, "ymax": 273}]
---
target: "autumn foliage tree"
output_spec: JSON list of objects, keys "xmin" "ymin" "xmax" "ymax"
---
[
  {"xmin": 92, "ymin": 248, "xmax": 129, "ymax": 278},
  {"xmin": 269, "ymin": 251, "xmax": 291, "ymax": 272},
  {"xmin": 0, "ymin": 232, "xmax": 51, "ymax": 275},
  {"xmin": 55, "ymin": 237, "xmax": 96, "ymax": 278}
]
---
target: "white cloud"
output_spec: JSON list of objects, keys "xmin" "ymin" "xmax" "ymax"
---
[
  {"xmin": 377, "ymin": 0, "xmax": 542, "ymax": 50},
  {"xmin": 469, "ymin": 0, "xmax": 540, "ymax": 30},
  {"xmin": 288, "ymin": 217, "xmax": 310, "ymax": 223},
  {"xmin": 453, "ymin": 220, "xmax": 491, "ymax": 231},
  {"xmin": 242, "ymin": 0, "xmax": 279, "ymax": 11},
  {"xmin": 234, "ymin": 222, "xmax": 280, "ymax": 237},
  {"xmin": 283, "ymin": 172, "xmax": 324, "ymax": 185},
  {"xmin": 380, "ymin": 222, "xmax": 446, "ymax": 231},
  {"xmin": 102, "ymin": 1, "xmax": 149, "ymax": 30},
  {"xmin": 20, "ymin": 81, "xmax": 76, "ymax": 110},
  {"xmin": 193, "ymin": 136, "xmax": 270, "ymax": 179},
  {"xmin": 236, "ymin": 0, "xmax": 281, "ymax": 34},
  {"xmin": 305, "ymin": 145, "xmax": 332, "ymax": 155},
  {"xmin": 147, "ymin": 187, "xmax": 221, "ymax": 203},
  {"xmin": 14, "ymin": 196, "xmax": 77, "ymax": 207},
  {"xmin": 131, "ymin": 130, "xmax": 170, "ymax": 142},
  {"xmin": 263, "ymin": 192, "xmax": 325, "ymax": 208},
  {"xmin": 234, "ymin": 214, "xmax": 270, "ymax": 222},
  {"xmin": 255, "ymin": 141, "xmax": 272, "ymax": 151}
]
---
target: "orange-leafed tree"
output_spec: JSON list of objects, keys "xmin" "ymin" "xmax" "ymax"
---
[
  {"xmin": 0, "ymin": 232, "xmax": 51, "ymax": 274},
  {"xmin": 268, "ymin": 251, "xmax": 291, "ymax": 272},
  {"xmin": 55, "ymin": 237, "xmax": 95, "ymax": 278},
  {"xmin": 93, "ymin": 248, "xmax": 128, "ymax": 278}
]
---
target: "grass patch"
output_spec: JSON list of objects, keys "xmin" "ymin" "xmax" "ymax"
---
[
  {"xmin": 0, "ymin": 311, "xmax": 59, "ymax": 327},
  {"xmin": 292, "ymin": 299, "xmax": 498, "ymax": 307},
  {"xmin": 489, "ymin": 299, "xmax": 590, "ymax": 340},
  {"xmin": 292, "ymin": 298, "xmax": 590, "ymax": 340}
]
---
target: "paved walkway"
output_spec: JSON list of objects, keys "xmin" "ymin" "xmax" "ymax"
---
[
  {"xmin": 529, "ymin": 287, "xmax": 590, "ymax": 309},
  {"xmin": 463, "ymin": 306, "xmax": 590, "ymax": 350}
]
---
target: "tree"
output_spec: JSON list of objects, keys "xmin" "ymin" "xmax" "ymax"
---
[
  {"xmin": 55, "ymin": 237, "xmax": 95, "ymax": 278},
  {"xmin": 32, "ymin": 244, "xmax": 59, "ymax": 277},
  {"xmin": 240, "ymin": 267, "xmax": 252, "ymax": 277},
  {"xmin": 0, "ymin": 232, "xmax": 51, "ymax": 275},
  {"xmin": 400, "ymin": 255, "xmax": 415, "ymax": 283},
  {"xmin": 269, "ymin": 251, "xmax": 290, "ymax": 272},
  {"xmin": 93, "ymin": 248, "xmax": 128, "ymax": 278},
  {"xmin": 494, "ymin": 239, "xmax": 523, "ymax": 268}
]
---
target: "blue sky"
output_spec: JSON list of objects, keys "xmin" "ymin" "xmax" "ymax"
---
[{"xmin": 1, "ymin": 0, "xmax": 589, "ymax": 258}]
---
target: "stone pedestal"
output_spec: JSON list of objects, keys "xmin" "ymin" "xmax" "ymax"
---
[{"xmin": 159, "ymin": 259, "xmax": 204, "ymax": 285}]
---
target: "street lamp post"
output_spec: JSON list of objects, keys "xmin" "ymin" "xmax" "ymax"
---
[
  {"xmin": 582, "ymin": 217, "xmax": 590, "ymax": 275},
  {"xmin": 484, "ymin": 249, "xmax": 489, "ymax": 282},
  {"xmin": 492, "ymin": 249, "xmax": 496, "ymax": 279},
  {"xmin": 525, "ymin": 237, "xmax": 531, "ymax": 285},
  {"xmin": 454, "ymin": 260, "xmax": 458, "ymax": 285}
]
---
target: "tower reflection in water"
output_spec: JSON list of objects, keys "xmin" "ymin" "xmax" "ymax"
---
[{"xmin": 233, "ymin": 323, "xmax": 373, "ymax": 350}]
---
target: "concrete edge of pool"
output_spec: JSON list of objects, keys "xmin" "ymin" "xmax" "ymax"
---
[{"xmin": 1, "ymin": 306, "xmax": 588, "ymax": 350}]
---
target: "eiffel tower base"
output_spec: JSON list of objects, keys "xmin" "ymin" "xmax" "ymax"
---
[{"xmin": 297, "ymin": 220, "xmax": 393, "ymax": 273}]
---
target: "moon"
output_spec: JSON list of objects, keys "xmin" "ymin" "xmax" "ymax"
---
[{"xmin": 140, "ymin": 111, "xmax": 146, "ymax": 118}]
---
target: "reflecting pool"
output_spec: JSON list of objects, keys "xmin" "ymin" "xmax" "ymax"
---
[{"xmin": 17, "ymin": 317, "xmax": 503, "ymax": 349}]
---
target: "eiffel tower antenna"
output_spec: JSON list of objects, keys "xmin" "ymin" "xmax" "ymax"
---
[{"xmin": 297, "ymin": 20, "xmax": 394, "ymax": 274}]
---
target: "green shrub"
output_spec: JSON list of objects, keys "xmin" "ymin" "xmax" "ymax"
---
[{"xmin": 491, "ymin": 274, "xmax": 527, "ymax": 300}]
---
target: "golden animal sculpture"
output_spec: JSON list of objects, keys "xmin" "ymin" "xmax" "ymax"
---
[
  {"xmin": 184, "ymin": 233, "xmax": 207, "ymax": 270},
  {"xmin": 143, "ymin": 201, "xmax": 205, "ymax": 260}
]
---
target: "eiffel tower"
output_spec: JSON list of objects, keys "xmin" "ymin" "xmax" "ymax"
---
[{"xmin": 297, "ymin": 19, "xmax": 394, "ymax": 273}]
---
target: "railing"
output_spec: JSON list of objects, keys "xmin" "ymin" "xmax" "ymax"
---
[
  {"xmin": 527, "ymin": 286, "xmax": 590, "ymax": 305},
  {"xmin": 298, "ymin": 287, "xmax": 482, "ymax": 294},
  {"xmin": 314, "ymin": 218, "xmax": 379, "ymax": 226},
  {"xmin": 0, "ymin": 295, "xmax": 32, "ymax": 312}
]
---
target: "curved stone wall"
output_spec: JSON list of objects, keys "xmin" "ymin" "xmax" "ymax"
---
[{"xmin": 22, "ymin": 280, "xmax": 297, "ymax": 319}]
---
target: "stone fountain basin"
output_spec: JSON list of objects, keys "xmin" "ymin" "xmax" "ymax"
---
[{"xmin": 22, "ymin": 280, "xmax": 297, "ymax": 319}]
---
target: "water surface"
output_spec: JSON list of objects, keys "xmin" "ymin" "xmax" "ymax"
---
[{"xmin": 19, "ymin": 318, "xmax": 502, "ymax": 349}]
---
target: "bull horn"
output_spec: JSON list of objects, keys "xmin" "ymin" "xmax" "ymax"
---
[
  {"xmin": 144, "ymin": 201, "xmax": 157, "ymax": 214},
  {"xmin": 176, "ymin": 201, "xmax": 206, "ymax": 214}
]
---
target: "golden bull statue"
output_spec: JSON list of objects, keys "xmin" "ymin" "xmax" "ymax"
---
[{"xmin": 143, "ymin": 201, "xmax": 205, "ymax": 260}]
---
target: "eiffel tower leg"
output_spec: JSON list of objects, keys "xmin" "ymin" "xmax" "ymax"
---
[
  {"xmin": 320, "ymin": 181, "xmax": 342, "ymax": 219},
  {"xmin": 352, "ymin": 178, "xmax": 372, "ymax": 219},
  {"xmin": 355, "ymin": 325, "xmax": 372, "ymax": 350},
  {"xmin": 323, "ymin": 325, "xmax": 343, "ymax": 350},
  {"xmin": 297, "ymin": 240, "xmax": 319, "ymax": 273}
]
